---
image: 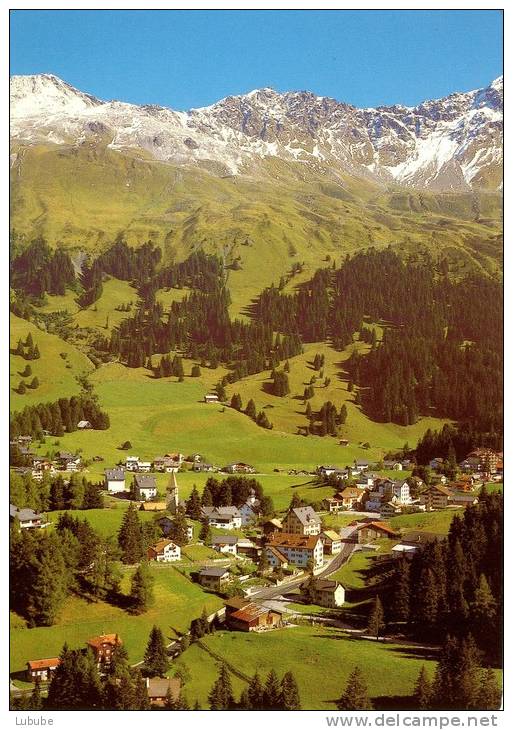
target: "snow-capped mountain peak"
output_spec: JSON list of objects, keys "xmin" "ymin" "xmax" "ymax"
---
[{"xmin": 10, "ymin": 74, "xmax": 502, "ymax": 191}]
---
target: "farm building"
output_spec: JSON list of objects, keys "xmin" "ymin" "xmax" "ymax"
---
[
  {"xmin": 133, "ymin": 474, "xmax": 157, "ymax": 501},
  {"xmin": 26, "ymin": 657, "xmax": 60, "ymax": 683},
  {"xmin": 321, "ymin": 530, "xmax": 342, "ymax": 554},
  {"xmin": 10, "ymin": 504, "xmax": 49, "ymax": 530},
  {"xmin": 140, "ymin": 501, "xmax": 167, "ymax": 512},
  {"xmin": 357, "ymin": 521, "xmax": 398, "ymax": 543},
  {"xmin": 224, "ymin": 599, "xmax": 283, "ymax": 632},
  {"xmin": 267, "ymin": 533, "xmax": 324, "ymax": 568},
  {"xmin": 262, "ymin": 518, "xmax": 283, "ymax": 535},
  {"xmin": 201, "ymin": 505, "xmax": 242, "ymax": 529},
  {"xmin": 212, "ymin": 535, "xmax": 238, "ymax": 555}
]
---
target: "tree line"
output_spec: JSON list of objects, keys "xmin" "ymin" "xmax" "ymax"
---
[
  {"xmin": 249, "ymin": 247, "xmax": 502, "ymax": 436},
  {"xmin": 386, "ymin": 491, "xmax": 502, "ymax": 664},
  {"xmin": 10, "ymin": 236, "xmax": 76, "ymax": 299},
  {"xmin": 186, "ymin": 475, "xmax": 274, "ymax": 516},
  {"xmin": 415, "ymin": 422, "xmax": 502, "ymax": 465},
  {"xmin": 9, "ymin": 393, "xmax": 110, "ymax": 440},
  {"xmin": 10, "ymin": 470, "xmax": 104, "ymax": 513}
]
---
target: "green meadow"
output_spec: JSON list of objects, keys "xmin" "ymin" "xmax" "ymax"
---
[
  {"xmin": 225, "ymin": 340, "xmax": 450, "ymax": 451},
  {"xmin": 177, "ymin": 625, "xmax": 438, "ymax": 710},
  {"xmin": 10, "ymin": 313, "xmax": 94, "ymax": 410},
  {"xmin": 10, "ymin": 564, "xmax": 223, "ymax": 676}
]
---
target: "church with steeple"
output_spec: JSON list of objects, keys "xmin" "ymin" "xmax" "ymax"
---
[{"xmin": 166, "ymin": 471, "xmax": 180, "ymax": 515}]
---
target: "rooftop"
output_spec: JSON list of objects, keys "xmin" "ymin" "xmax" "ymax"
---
[
  {"xmin": 199, "ymin": 566, "xmax": 230, "ymax": 578},
  {"xmin": 322, "ymin": 530, "xmax": 341, "ymax": 541},
  {"xmin": 269, "ymin": 532, "xmax": 321, "ymax": 549},
  {"xmin": 289, "ymin": 506, "xmax": 321, "ymax": 525},
  {"xmin": 147, "ymin": 677, "xmax": 181, "ymax": 700},
  {"xmin": 105, "ymin": 468, "xmax": 125, "ymax": 480},
  {"xmin": 150, "ymin": 539, "xmax": 178, "ymax": 553},
  {"xmin": 27, "ymin": 658, "xmax": 60, "ymax": 670},
  {"xmin": 87, "ymin": 633, "xmax": 122, "ymax": 649},
  {"xmin": 134, "ymin": 474, "xmax": 157, "ymax": 489}
]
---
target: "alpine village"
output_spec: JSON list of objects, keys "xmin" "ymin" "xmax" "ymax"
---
[{"xmin": 9, "ymin": 72, "xmax": 503, "ymax": 712}]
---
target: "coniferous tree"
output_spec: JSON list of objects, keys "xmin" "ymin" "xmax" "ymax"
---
[
  {"xmin": 281, "ymin": 671, "xmax": 301, "ymax": 710},
  {"xmin": 199, "ymin": 517, "xmax": 212, "ymax": 545},
  {"xmin": 230, "ymin": 393, "xmax": 243, "ymax": 411},
  {"xmin": 239, "ymin": 687, "xmax": 252, "ymax": 709},
  {"xmin": 208, "ymin": 663, "xmax": 234, "ymax": 710},
  {"xmin": 133, "ymin": 670, "xmax": 151, "ymax": 710},
  {"xmin": 337, "ymin": 666, "xmax": 372, "ymax": 710},
  {"xmin": 390, "ymin": 559, "xmax": 410, "ymax": 623},
  {"xmin": 144, "ymin": 625, "xmax": 169, "ymax": 677},
  {"xmin": 47, "ymin": 646, "xmax": 103, "ymax": 709},
  {"xmin": 477, "ymin": 668, "xmax": 502, "ymax": 710},
  {"xmin": 339, "ymin": 404, "xmax": 348, "ymax": 424},
  {"xmin": 186, "ymin": 485, "xmax": 203, "ymax": 520},
  {"xmin": 258, "ymin": 549, "xmax": 269, "ymax": 575},
  {"xmin": 263, "ymin": 668, "xmax": 282, "ymax": 709},
  {"xmin": 430, "ymin": 635, "xmax": 483, "ymax": 710},
  {"xmin": 130, "ymin": 562, "xmax": 154, "ymax": 614},
  {"xmin": 25, "ymin": 533, "xmax": 68, "ymax": 627},
  {"xmin": 169, "ymin": 506, "xmax": 190, "ymax": 546},
  {"xmin": 414, "ymin": 666, "xmax": 432, "ymax": 709},
  {"xmin": 118, "ymin": 502, "xmax": 144, "ymax": 564},
  {"xmin": 29, "ymin": 679, "xmax": 42, "ymax": 710},
  {"xmin": 201, "ymin": 483, "xmax": 213, "ymax": 506},
  {"xmin": 245, "ymin": 398, "xmax": 257, "ymax": 420},
  {"xmin": 248, "ymin": 671, "xmax": 264, "ymax": 709}
]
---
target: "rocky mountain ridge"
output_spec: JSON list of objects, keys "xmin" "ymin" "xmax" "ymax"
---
[{"xmin": 10, "ymin": 73, "xmax": 502, "ymax": 191}]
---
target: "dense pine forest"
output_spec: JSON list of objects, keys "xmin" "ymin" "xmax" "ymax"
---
[
  {"xmin": 386, "ymin": 491, "xmax": 502, "ymax": 663},
  {"xmin": 252, "ymin": 249, "xmax": 502, "ymax": 434}
]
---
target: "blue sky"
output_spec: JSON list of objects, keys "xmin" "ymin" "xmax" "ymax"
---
[{"xmin": 10, "ymin": 9, "xmax": 503, "ymax": 110}]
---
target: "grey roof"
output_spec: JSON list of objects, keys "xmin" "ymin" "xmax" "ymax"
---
[
  {"xmin": 212, "ymin": 535, "xmax": 239, "ymax": 545},
  {"xmin": 57, "ymin": 451, "xmax": 76, "ymax": 460},
  {"xmin": 313, "ymin": 579, "xmax": 342, "ymax": 593},
  {"xmin": 201, "ymin": 506, "xmax": 241, "ymax": 518},
  {"xmin": 199, "ymin": 566, "xmax": 230, "ymax": 577},
  {"xmin": 105, "ymin": 468, "xmax": 125, "ymax": 480},
  {"xmin": 290, "ymin": 506, "xmax": 321, "ymax": 526},
  {"xmin": 147, "ymin": 677, "xmax": 181, "ymax": 700},
  {"xmin": 134, "ymin": 474, "xmax": 157, "ymax": 489},
  {"xmin": 158, "ymin": 515, "xmax": 174, "ymax": 524},
  {"xmin": 10, "ymin": 504, "xmax": 41, "ymax": 521}
]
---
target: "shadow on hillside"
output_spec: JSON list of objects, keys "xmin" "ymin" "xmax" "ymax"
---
[
  {"xmin": 10, "ymin": 670, "xmax": 29, "ymax": 685},
  {"xmin": 340, "ymin": 600, "xmax": 372, "ymax": 626},
  {"xmin": 373, "ymin": 695, "xmax": 418, "ymax": 711},
  {"xmin": 388, "ymin": 644, "xmax": 440, "ymax": 661}
]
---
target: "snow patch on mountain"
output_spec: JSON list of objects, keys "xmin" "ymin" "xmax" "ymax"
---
[{"xmin": 10, "ymin": 73, "xmax": 503, "ymax": 191}]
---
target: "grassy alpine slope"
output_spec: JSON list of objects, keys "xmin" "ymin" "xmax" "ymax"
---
[
  {"xmin": 10, "ymin": 144, "xmax": 502, "ymax": 318},
  {"xmin": 9, "ymin": 312, "xmax": 95, "ymax": 410}
]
